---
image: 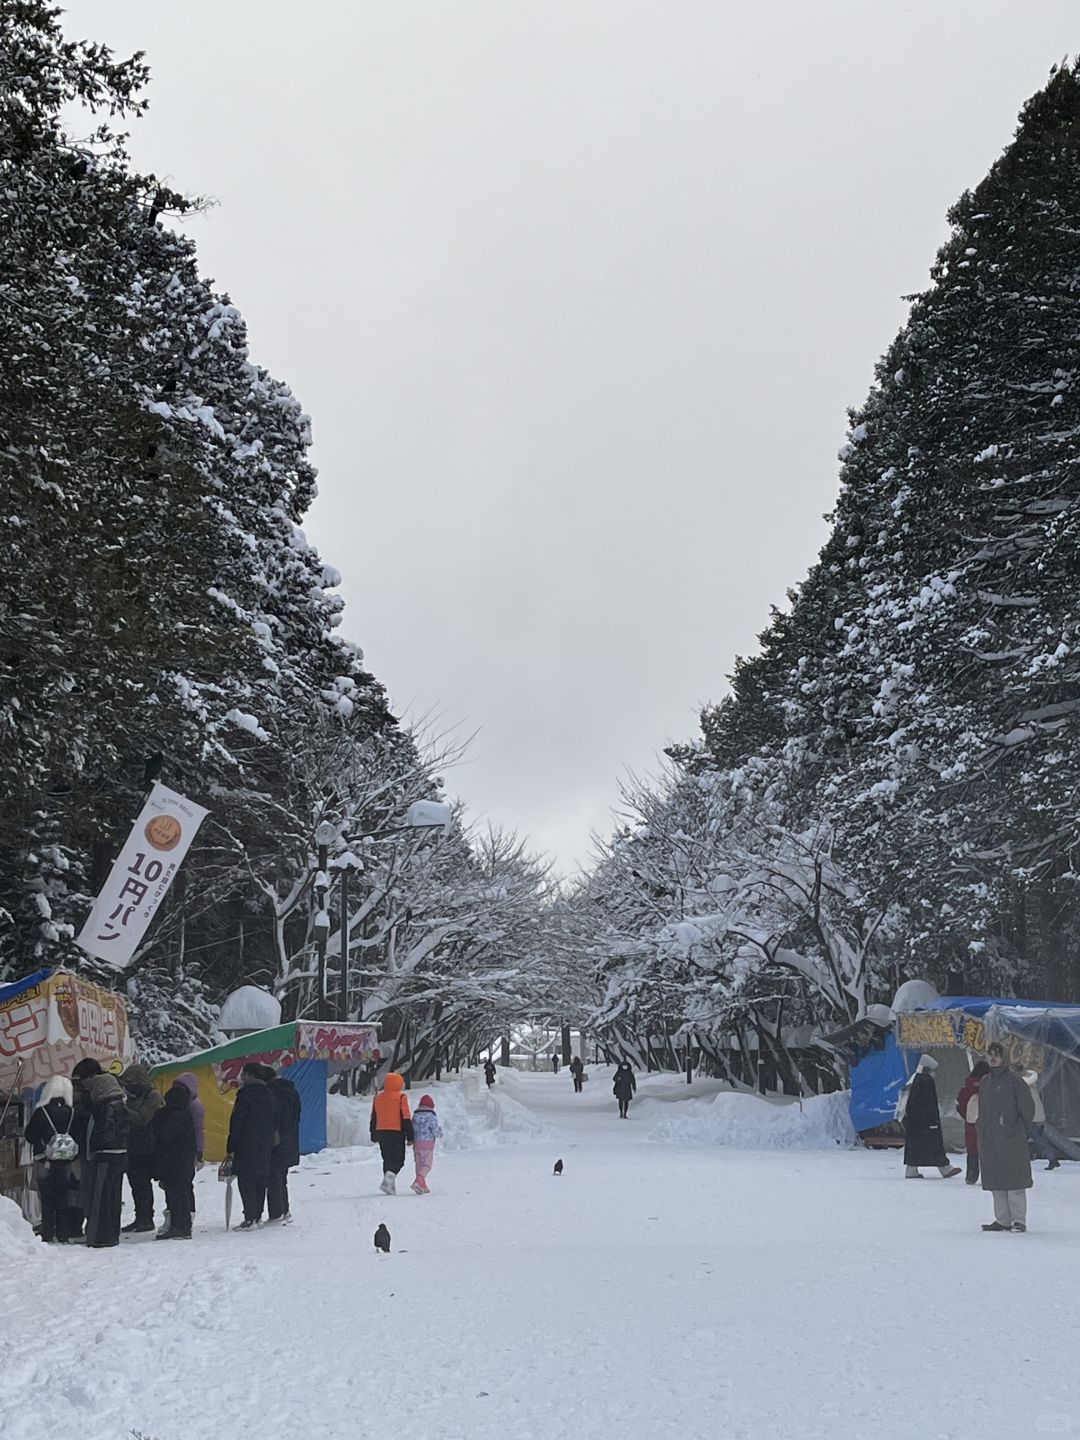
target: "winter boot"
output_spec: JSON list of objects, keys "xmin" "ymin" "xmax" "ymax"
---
[
  {"xmin": 981, "ymin": 1222, "xmax": 1009, "ymax": 1232},
  {"xmin": 122, "ymin": 1219, "xmax": 155, "ymax": 1234},
  {"xmin": 379, "ymin": 1172, "xmax": 396, "ymax": 1195}
]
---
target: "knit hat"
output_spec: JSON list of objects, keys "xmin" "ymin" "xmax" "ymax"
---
[
  {"xmin": 418, "ymin": 1094, "xmax": 435, "ymax": 1110},
  {"xmin": 917, "ymin": 1054, "xmax": 938, "ymax": 1072}
]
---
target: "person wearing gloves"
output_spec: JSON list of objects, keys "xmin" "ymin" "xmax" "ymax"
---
[
  {"xmin": 410, "ymin": 1094, "xmax": 443, "ymax": 1194},
  {"xmin": 370, "ymin": 1072, "xmax": 413, "ymax": 1195},
  {"xmin": 84, "ymin": 1071, "xmax": 131, "ymax": 1248},
  {"xmin": 977, "ymin": 1041, "xmax": 1035, "ymax": 1232},
  {"xmin": 901, "ymin": 1055, "xmax": 961, "ymax": 1179},
  {"xmin": 25, "ymin": 1076, "xmax": 77, "ymax": 1244},
  {"xmin": 120, "ymin": 1063, "xmax": 164, "ymax": 1233}
]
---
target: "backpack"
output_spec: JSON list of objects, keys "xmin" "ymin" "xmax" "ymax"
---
[{"xmin": 43, "ymin": 1106, "xmax": 78, "ymax": 1163}]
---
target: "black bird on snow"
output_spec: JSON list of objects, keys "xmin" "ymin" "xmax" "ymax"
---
[
  {"xmin": 374, "ymin": 1223, "xmax": 391, "ymax": 1253},
  {"xmin": 553, "ymin": 1159, "xmax": 563, "ymax": 1176}
]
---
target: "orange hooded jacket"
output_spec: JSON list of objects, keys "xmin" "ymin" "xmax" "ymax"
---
[{"xmin": 370, "ymin": 1073, "xmax": 412, "ymax": 1135}]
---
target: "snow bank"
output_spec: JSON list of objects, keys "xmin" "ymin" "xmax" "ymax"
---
[
  {"xmin": 472, "ymin": 1089, "xmax": 557, "ymax": 1145},
  {"xmin": 0, "ymin": 1194, "xmax": 42, "ymax": 1260},
  {"xmin": 648, "ymin": 1089, "xmax": 856, "ymax": 1150}
]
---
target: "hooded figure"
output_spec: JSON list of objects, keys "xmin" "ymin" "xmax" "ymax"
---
[
  {"xmin": 226, "ymin": 1064, "xmax": 277, "ymax": 1228},
  {"xmin": 70, "ymin": 1057, "xmax": 103, "ymax": 1234},
  {"xmin": 410, "ymin": 1093, "xmax": 443, "ymax": 1195},
  {"xmin": 83, "ymin": 1072, "xmax": 130, "ymax": 1248},
  {"xmin": 902, "ymin": 1056, "xmax": 961, "ymax": 1179},
  {"xmin": 25, "ymin": 1077, "xmax": 76, "ymax": 1243},
  {"xmin": 370, "ymin": 1073, "xmax": 414, "ymax": 1195},
  {"xmin": 977, "ymin": 1043, "xmax": 1035, "ymax": 1231},
  {"xmin": 483, "ymin": 1059, "xmax": 496, "ymax": 1088},
  {"xmin": 264, "ymin": 1068, "xmax": 302, "ymax": 1224},
  {"xmin": 956, "ymin": 1061, "xmax": 991, "ymax": 1184},
  {"xmin": 175, "ymin": 1073, "xmax": 206, "ymax": 1162},
  {"xmin": 120, "ymin": 1063, "xmax": 164, "ymax": 1233},
  {"xmin": 151, "ymin": 1083, "xmax": 196, "ymax": 1239},
  {"xmin": 569, "ymin": 1056, "xmax": 585, "ymax": 1093},
  {"xmin": 613, "ymin": 1062, "xmax": 637, "ymax": 1118}
]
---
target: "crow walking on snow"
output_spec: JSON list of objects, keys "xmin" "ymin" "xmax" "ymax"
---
[{"xmin": 374, "ymin": 1223, "xmax": 391, "ymax": 1253}]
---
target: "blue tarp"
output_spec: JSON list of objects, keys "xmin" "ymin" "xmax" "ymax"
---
[
  {"xmin": 0, "ymin": 968, "xmax": 52, "ymax": 1007},
  {"xmin": 286, "ymin": 1058, "xmax": 329, "ymax": 1155},
  {"xmin": 850, "ymin": 1032, "xmax": 910, "ymax": 1133}
]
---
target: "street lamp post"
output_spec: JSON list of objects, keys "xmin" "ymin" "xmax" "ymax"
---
[
  {"xmin": 332, "ymin": 849, "xmax": 365, "ymax": 1023},
  {"xmin": 313, "ymin": 820, "xmax": 337, "ymax": 1021}
]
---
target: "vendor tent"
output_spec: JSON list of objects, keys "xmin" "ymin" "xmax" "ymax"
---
[
  {"xmin": 0, "ymin": 968, "xmax": 130, "ymax": 1210},
  {"xmin": 151, "ymin": 1021, "xmax": 380, "ymax": 1162},
  {"xmin": 829, "ymin": 995, "xmax": 1080, "ymax": 1150}
]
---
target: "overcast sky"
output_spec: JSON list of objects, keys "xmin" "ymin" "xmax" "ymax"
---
[{"xmin": 76, "ymin": 1, "xmax": 1078, "ymax": 873}]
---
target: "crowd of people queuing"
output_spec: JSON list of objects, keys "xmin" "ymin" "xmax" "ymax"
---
[{"xmin": 25, "ymin": 1058, "xmax": 300, "ymax": 1246}]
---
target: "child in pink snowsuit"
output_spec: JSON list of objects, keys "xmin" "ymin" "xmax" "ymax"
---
[{"xmin": 411, "ymin": 1095, "xmax": 442, "ymax": 1194}]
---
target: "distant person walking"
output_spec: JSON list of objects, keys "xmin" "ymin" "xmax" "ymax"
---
[
  {"xmin": 977, "ymin": 1043, "xmax": 1035, "ymax": 1232},
  {"xmin": 613, "ymin": 1061, "xmax": 637, "ymax": 1119},
  {"xmin": 483, "ymin": 1059, "xmax": 497, "ymax": 1089},
  {"xmin": 410, "ymin": 1094, "xmax": 443, "ymax": 1194},
  {"xmin": 901, "ymin": 1056, "xmax": 961, "ymax": 1179},
  {"xmin": 569, "ymin": 1056, "xmax": 585, "ymax": 1094},
  {"xmin": 226, "ymin": 1063, "xmax": 277, "ymax": 1230},
  {"xmin": 370, "ymin": 1072, "xmax": 414, "ymax": 1195},
  {"xmin": 956, "ymin": 1060, "xmax": 990, "ymax": 1185},
  {"xmin": 551, "ymin": 1054, "xmax": 560, "ymax": 1075}
]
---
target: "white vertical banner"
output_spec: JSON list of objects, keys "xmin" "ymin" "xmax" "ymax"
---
[{"xmin": 76, "ymin": 783, "xmax": 209, "ymax": 968}]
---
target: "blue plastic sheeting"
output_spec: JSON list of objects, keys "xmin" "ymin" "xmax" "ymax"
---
[
  {"xmin": 0, "ymin": 967, "xmax": 52, "ymax": 1007},
  {"xmin": 917, "ymin": 995, "xmax": 1058, "ymax": 1019},
  {"xmin": 986, "ymin": 1005, "xmax": 1080, "ymax": 1059},
  {"xmin": 850, "ymin": 1032, "xmax": 911, "ymax": 1132},
  {"xmin": 283, "ymin": 1057, "xmax": 328, "ymax": 1154}
]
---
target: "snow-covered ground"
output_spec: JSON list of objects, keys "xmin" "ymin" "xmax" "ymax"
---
[{"xmin": 3, "ymin": 1069, "xmax": 1079, "ymax": 1440}]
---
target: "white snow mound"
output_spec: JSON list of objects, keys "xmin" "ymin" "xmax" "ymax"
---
[
  {"xmin": 0, "ymin": 1194, "xmax": 42, "ymax": 1260},
  {"xmin": 648, "ymin": 1089, "xmax": 856, "ymax": 1150},
  {"xmin": 218, "ymin": 985, "xmax": 282, "ymax": 1031}
]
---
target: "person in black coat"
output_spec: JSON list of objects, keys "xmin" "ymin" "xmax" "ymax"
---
[
  {"xmin": 226, "ymin": 1063, "xmax": 277, "ymax": 1229},
  {"xmin": 70, "ymin": 1056, "xmax": 103, "ymax": 1234},
  {"xmin": 25, "ymin": 1077, "xmax": 76, "ymax": 1243},
  {"xmin": 903, "ymin": 1055, "xmax": 961, "ymax": 1179},
  {"xmin": 263, "ymin": 1067, "xmax": 302, "ymax": 1225},
  {"xmin": 613, "ymin": 1061, "xmax": 637, "ymax": 1118},
  {"xmin": 83, "ymin": 1072, "xmax": 131, "ymax": 1248},
  {"xmin": 151, "ymin": 1082, "xmax": 197, "ymax": 1239}
]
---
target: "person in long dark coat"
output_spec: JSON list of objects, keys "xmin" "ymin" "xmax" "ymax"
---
[
  {"xmin": 83, "ymin": 1072, "xmax": 131, "ymax": 1248},
  {"xmin": 263, "ymin": 1067, "xmax": 302, "ymax": 1225},
  {"xmin": 613, "ymin": 1061, "xmax": 637, "ymax": 1119},
  {"xmin": 120, "ymin": 1063, "xmax": 164, "ymax": 1232},
  {"xmin": 226, "ymin": 1064, "xmax": 277, "ymax": 1229},
  {"xmin": 902, "ymin": 1055, "xmax": 961, "ymax": 1179},
  {"xmin": 70, "ymin": 1056, "xmax": 103, "ymax": 1235},
  {"xmin": 569, "ymin": 1056, "xmax": 585, "ymax": 1094},
  {"xmin": 977, "ymin": 1042, "xmax": 1035, "ymax": 1232},
  {"xmin": 151, "ymin": 1082, "xmax": 196, "ymax": 1240},
  {"xmin": 25, "ymin": 1077, "xmax": 76, "ymax": 1244}
]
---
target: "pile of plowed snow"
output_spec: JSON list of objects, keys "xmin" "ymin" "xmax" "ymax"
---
[
  {"xmin": 0, "ymin": 1194, "xmax": 42, "ymax": 1260},
  {"xmin": 648, "ymin": 1089, "xmax": 855, "ymax": 1150}
]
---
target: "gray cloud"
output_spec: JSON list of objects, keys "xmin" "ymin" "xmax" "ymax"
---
[{"xmin": 78, "ymin": 0, "xmax": 1078, "ymax": 870}]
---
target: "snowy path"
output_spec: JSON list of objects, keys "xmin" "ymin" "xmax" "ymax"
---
[{"xmin": 3, "ymin": 1071, "xmax": 1080, "ymax": 1440}]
